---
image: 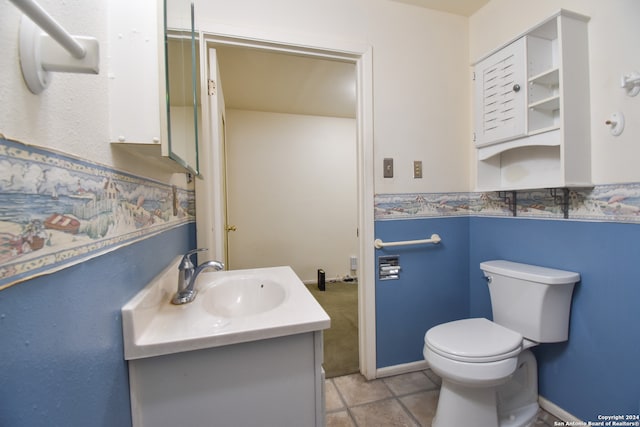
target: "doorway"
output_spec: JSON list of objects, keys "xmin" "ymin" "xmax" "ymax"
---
[
  {"xmin": 216, "ymin": 46, "xmax": 357, "ymax": 273},
  {"xmin": 196, "ymin": 33, "xmax": 377, "ymax": 379}
]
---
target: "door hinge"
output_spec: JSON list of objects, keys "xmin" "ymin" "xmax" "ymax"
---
[
  {"xmin": 208, "ymin": 79, "xmax": 216, "ymax": 96},
  {"xmin": 472, "ymin": 71, "xmax": 476, "ymax": 81}
]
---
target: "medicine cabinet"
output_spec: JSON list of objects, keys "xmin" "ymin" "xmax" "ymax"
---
[
  {"xmin": 473, "ymin": 10, "xmax": 591, "ymax": 192},
  {"xmin": 108, "ymin": 0, "xmax": 200, "ymax": 175}
]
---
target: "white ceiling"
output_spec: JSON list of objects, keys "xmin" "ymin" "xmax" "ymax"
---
[
  {"xmin": 215, "ymin": 46, "xmax": 357, "ymax": 119},
  {"xmin": 390, "ymin": 0, "xmax": 489, "ymax": 17},
  {"xmin": 181, "ymin": 0, "xmax": 488, "ymax": 119}
]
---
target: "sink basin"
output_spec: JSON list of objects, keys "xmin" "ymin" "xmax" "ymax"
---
[
  {"xmin": 202, "ymin": 276, "xmax": 287, "ymax": 317},
  {"xmin": 121, "ymin": 257, "xmax": 330, "ymax": 360}
]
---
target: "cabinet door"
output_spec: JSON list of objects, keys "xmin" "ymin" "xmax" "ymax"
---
[
  {"xmin": 108, "ymin": 0, "xmax": 162, "ymax": 144},
  {"xmin": 474, "ymin": 37, "xmax": 526, "ymax": 147}
]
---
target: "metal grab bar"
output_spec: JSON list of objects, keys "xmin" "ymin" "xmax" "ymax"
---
[{"xmin": 374, "ymin": 233, "xmax": 442, "ymax": 249}]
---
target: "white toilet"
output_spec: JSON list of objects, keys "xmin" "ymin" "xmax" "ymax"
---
[{"xmin": 423, "ymin": 260, "xmax": 580, "ymax": 427}]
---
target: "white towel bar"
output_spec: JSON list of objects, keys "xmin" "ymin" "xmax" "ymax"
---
[
  {"xmin": 10, "ymin": 0, "xmax": 86, "ymax": 58},
  {"xmin": 374, "ymin": 233, "xmax": 442, "ymax": 249},
  {"xmin": 9, "ymin": 0, "xmax": 100, "ymax": 94}
]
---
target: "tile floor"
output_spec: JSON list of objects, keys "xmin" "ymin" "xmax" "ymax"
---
[{"xmin": 325, "ymin": 370, "xmax": 562, "ymax": 427}]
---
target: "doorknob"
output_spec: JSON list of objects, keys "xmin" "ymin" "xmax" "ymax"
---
[{"xmin": 225, "ymin": 225, "xmax": 237, "ymax": 231}]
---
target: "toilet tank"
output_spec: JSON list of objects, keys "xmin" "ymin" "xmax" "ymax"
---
[{"xmin": 480, "ymin": 260, "xmax": 580, "ymax": 343}]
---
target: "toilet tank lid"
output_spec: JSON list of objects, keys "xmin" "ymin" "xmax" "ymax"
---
[{"xmin": 480, "ymin": 260, "xmax": 580, "ymax": 285}]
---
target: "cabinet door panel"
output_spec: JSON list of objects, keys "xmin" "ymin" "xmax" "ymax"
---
[{"xmin": 474, "ymin": 37, "xmax": 526, "ymax": 148}]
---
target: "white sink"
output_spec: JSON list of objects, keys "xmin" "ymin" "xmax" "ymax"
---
[
  {"xmin": 121, "ymin": 256, "xmax": 330, "ymax": 360},
  {"xmin": 202, "ymin": 276, "xmax": 287, "ymax": 318}
]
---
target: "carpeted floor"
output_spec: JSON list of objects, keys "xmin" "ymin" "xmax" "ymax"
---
[{"xmin": 306, "ymin": 281, "xmax": 359, "ymax": 378}]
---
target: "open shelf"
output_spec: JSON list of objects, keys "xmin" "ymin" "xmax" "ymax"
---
[
  {"xmin": 529, "ymin": 95, "xmax": 560, "ymax": 111},
  {"xmin": 529, "ymin": 68, "xmax": 559, "ymax": 86},
  {"xmin": 528, "ymin": 125, "xmax": 560, "ymax": 136}
]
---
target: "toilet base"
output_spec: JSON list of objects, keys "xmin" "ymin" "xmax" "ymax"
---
[
  {"xmin": 432, "ymin": 383, "xmax": 538, "ymax": 427},
  {"xmin": 499, "ymin": 402, "xmax": 539, "ymax": 427},
  {"xmin": 432, "ymin": 380, "xmax": 499, "ymax": 427},
  {"xmin": 497, "ymin": 349, "xmax": 540, "ymax": 427},
  {"xmin": 431, "ymin": 350, "xmax": 539, "ymax": 427}
]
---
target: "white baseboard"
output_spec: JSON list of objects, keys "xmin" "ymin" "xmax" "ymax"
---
[
  {"xmin": 376, "ymin": 360, "xmax": 430, "ymax": 378},
  {"xmin": 302, "ymin": 276, "xmax": 357, "ymax": 285},
  {"xmin": 302, "ymin": 277, "xmax": 338, "ymax": 285},
  {"xmin": 539, "ymin": 396, "xmax": 582, "ymax": 423}
]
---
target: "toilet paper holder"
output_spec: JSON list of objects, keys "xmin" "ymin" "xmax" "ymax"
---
[{"xmin": 379, "ymin": 255, "xmax": 401, "ymax": 280}]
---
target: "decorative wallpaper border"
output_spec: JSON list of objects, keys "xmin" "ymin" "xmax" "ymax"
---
[
  {"xmin": 0, "ymin": 137, "xmax": 195, "ymax": 290},
  {"xmin": 3, "ymin": 136, "xmax": 637, "ymax": 289},
  {"xmin": 375, "ymin": 185, "xmax": 640, "ymax": 223}
]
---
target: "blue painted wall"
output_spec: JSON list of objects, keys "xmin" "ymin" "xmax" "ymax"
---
[
  {"xmin": 375, "ymin": 215, "xmax": 640, "ymax": 420},
  {"xmin": 0, "ymin": 224, "xmax": 195, "ymax": 427},
  {"xmin": 469, "ymin": 217, "xmax": 640, "ymax": 420},
  {"xmin": 375, "ymin": 217, "xmax": 470, "ymax": 367},
  {"xmin": 5, "ymin": 211, "xmax": 638, "ymax": 423}
]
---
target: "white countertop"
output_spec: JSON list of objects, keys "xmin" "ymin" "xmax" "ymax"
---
[{"xmin": 122, "ymin": 257, "xmax": 330, "ymax": 360}]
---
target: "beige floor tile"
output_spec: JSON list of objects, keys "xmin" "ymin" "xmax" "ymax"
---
[
  {"xmin": 534, "ymin": 408, "xmax": 562, "ymax": 426},
  {"xmin": 423, "ymin": 369, "xmax": 442, "ymax": 386},
  {"xmin": 327, "ymin": 370, "xmax": 560, "ymax": 427},
  {"xmin": 350, "ymin": 399, "xmax": 419, "ymax": 427},
  {"xmin": 325, "ymin": 379, "xmax": 345, "ymax": 412},
  {"xmin": 333, "ymin": 373, "xmax": 392, "ymax": 406},
  {"xmin": 383, "ymin": 371, "xmax": 438, "ymax": 396},
  {"xmin": 400, "ymin": 390, "xmax": 439, "ymax": 427},
  {"xmin": 326, "ymin": 410, "xmax": 356, "ymax": 427}
]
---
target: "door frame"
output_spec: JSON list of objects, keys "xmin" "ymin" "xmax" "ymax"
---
[{"xmin": 196, "ymin": 30, "xmax": 377, "ymax": 379}]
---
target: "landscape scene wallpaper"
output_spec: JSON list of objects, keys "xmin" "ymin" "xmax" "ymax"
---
[{"xmin": 0, "ymin": 137, "xmax": 195, "ymax": 290}]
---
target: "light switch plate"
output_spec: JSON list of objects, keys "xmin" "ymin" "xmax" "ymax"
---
[
  {"xmin": 383, "ymin": 158, "xmax": 394, "ymax": 178},
  {"xmin": 413, "ymin": 161, "xmax": 423, "ymax": 178}
]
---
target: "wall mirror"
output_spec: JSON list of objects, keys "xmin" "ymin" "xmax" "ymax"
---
[{"xmin": 164, "ymin": 0, "xmax": 200, "ymax": 175}]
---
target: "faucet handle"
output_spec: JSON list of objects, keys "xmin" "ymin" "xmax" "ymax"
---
[{"xmin": 179, "ymin": 248, "xmax": 208, "ymax": 270}]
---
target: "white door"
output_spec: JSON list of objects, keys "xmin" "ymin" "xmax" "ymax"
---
[{"xmin": 196, "ymin": 47, "xmax": 228, "ymax": 264}]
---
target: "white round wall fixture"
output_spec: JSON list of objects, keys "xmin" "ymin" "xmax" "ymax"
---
[
  {"xmin": 621, "ymin": 72, "xmax": 640, "ymax": 97},
  {"xmin": 19, "ymin": 15, "xmax": 52, "ymax": 94},
  {"xmin": 605, "ymin": 112, "xmax": 625, "ymax": 137}
]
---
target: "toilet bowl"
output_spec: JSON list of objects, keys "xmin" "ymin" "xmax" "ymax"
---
[
  {"xmin": 423, "ymin": 260, "xmax": 580, "ymax": 427},
  {"xmin": 424, "ymin": 318, "xmax": 538, "ymax": 427},
  {"xmin": 425, "ymin": 318, "xmax": 523, "ymax": 387}
]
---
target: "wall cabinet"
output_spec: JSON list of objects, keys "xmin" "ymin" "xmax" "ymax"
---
[
  {"xmin": 473, "ymin": 10, "xmax": 591, "ymax": 191},
  {"xmin": 108, "ymin": 0, "xmax": 200, "ymax": 175}
]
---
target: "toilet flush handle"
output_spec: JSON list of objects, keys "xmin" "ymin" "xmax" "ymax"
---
[{"xmin": 484, "ymin": 275, "xmax": 493, "ymax": 284}]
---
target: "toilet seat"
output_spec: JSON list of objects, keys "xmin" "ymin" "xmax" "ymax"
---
[{"xmin": 425, "ymin": 318, "xmax": 522, "ymax": 363}]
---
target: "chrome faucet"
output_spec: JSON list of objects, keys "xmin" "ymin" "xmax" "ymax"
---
[{"xmin": 171, "ymin": 248, "xmax": 224, "ymax": 305}]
